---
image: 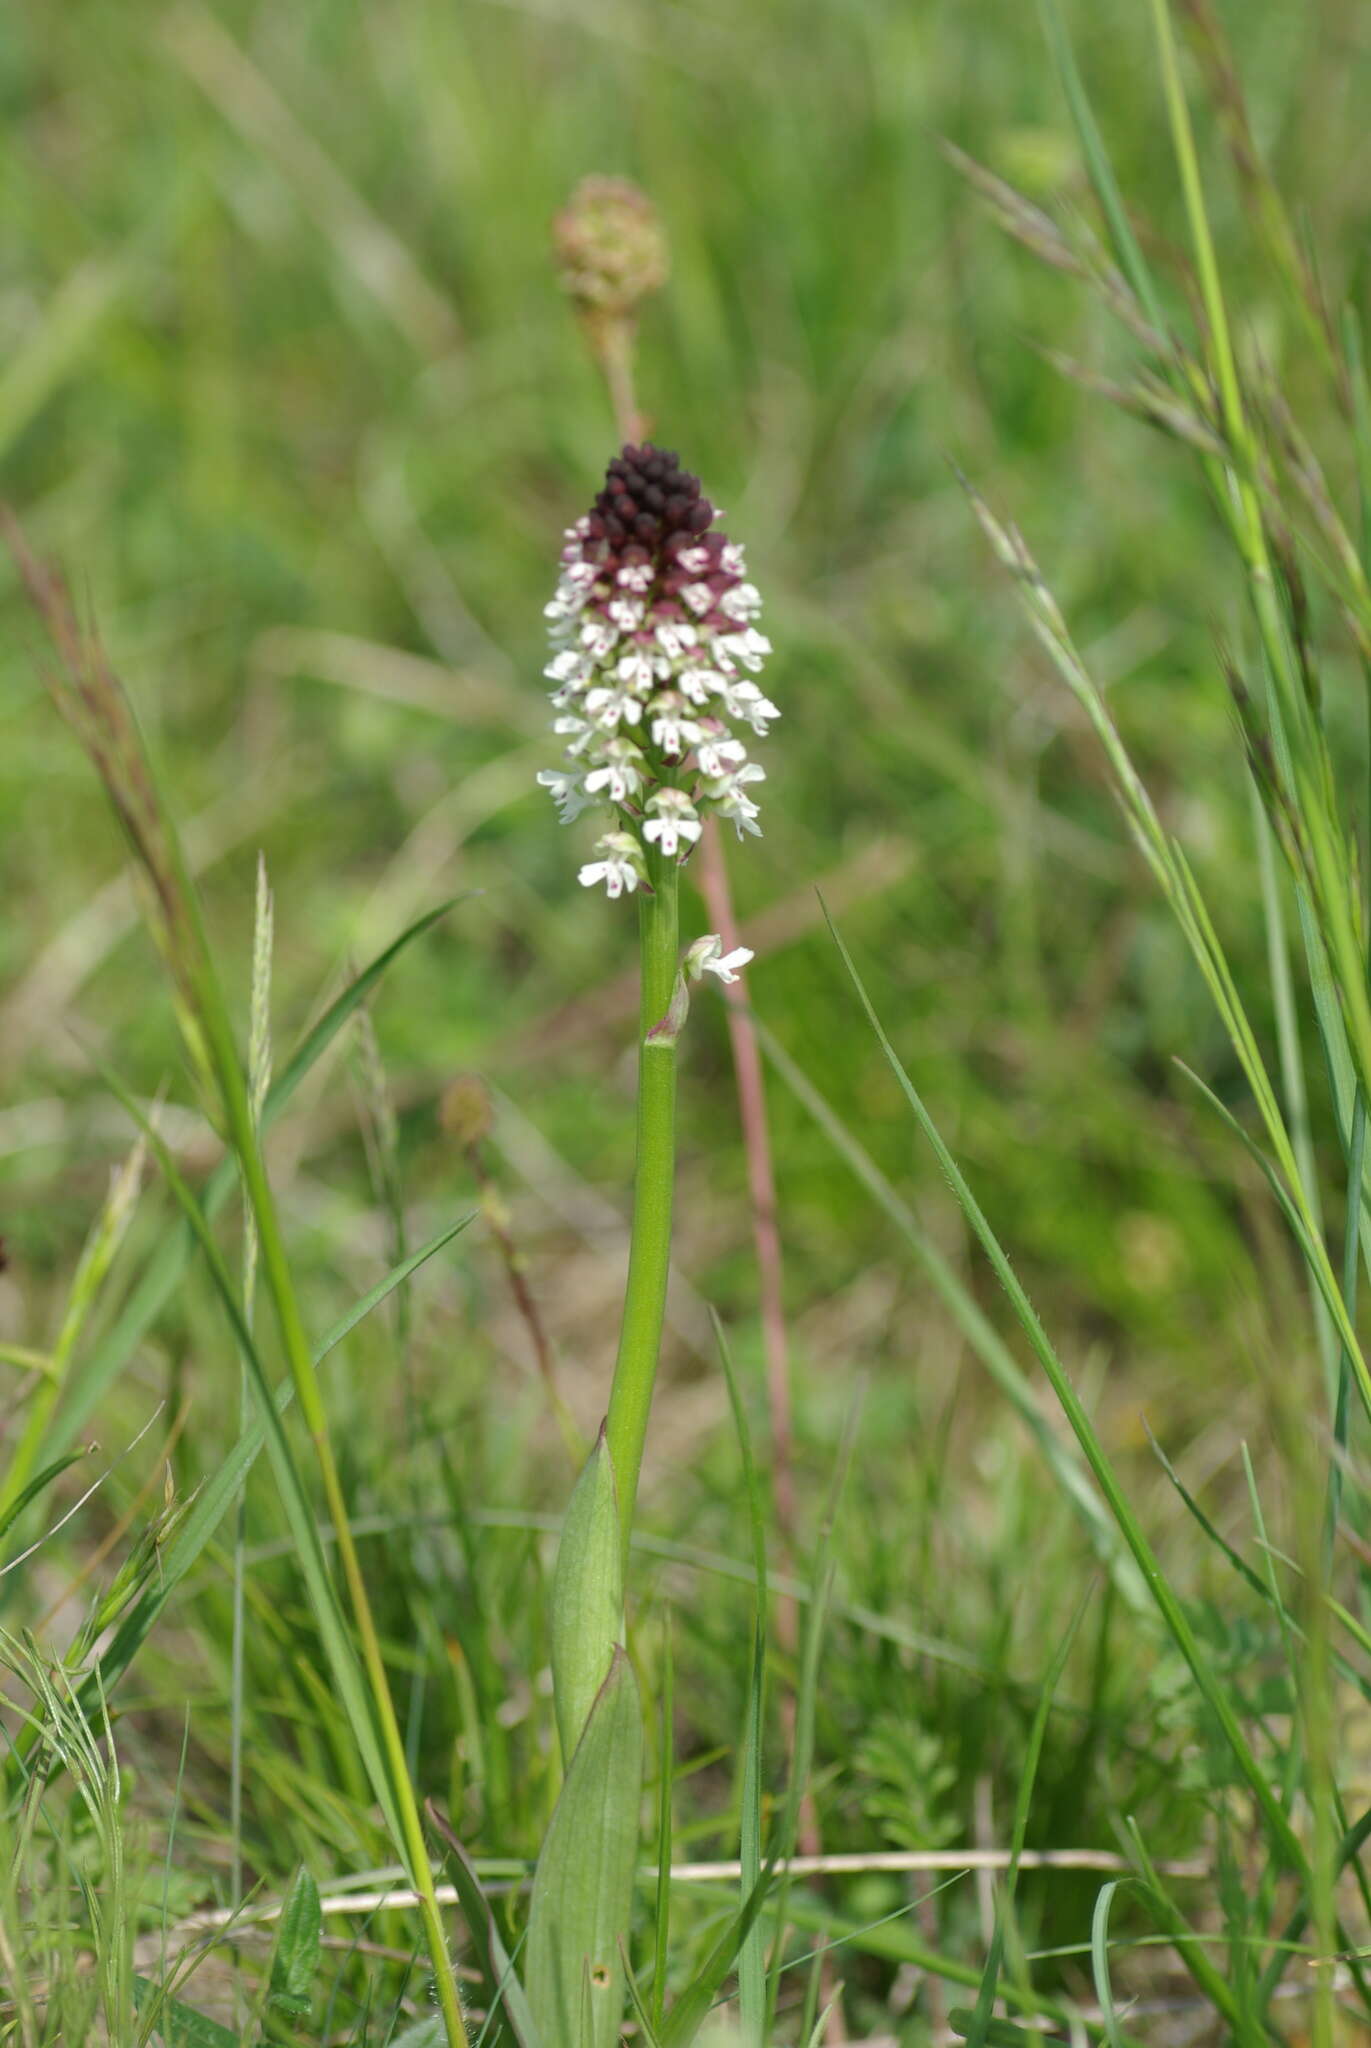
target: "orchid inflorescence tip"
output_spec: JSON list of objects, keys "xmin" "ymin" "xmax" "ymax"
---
[{"xmin": 538, "ymin": 442, "xmax": 778, "ymax": 903}]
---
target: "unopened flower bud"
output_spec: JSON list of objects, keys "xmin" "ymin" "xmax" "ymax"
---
[{"xmin": 553, "ymin": 176, "xmax": 668, "ymax": 321}]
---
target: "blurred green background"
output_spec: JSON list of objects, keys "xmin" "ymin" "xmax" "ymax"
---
[
  {"xmin": 3, "ymin": 0, "xmax": 1369, "ymax": 2019},
  {"xmin": 7, "ymin": 0, "xmax": 1360, "ymax": 1438}
]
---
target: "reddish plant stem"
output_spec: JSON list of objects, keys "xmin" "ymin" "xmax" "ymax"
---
[{"xmin": 696, "ymin": 820, "xmax": 796, "ymax": 1553}]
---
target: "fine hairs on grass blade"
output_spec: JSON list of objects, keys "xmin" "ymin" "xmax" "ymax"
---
[
  {"xmin": 426, "ymin": 1802, "xmax": 540, "ymax": 2048},
  {"xmin": 821, "ymin": 903, "xmax": 1311, "ymax": 1882}
]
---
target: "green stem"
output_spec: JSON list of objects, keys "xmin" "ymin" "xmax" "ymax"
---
[{"xmin": 605, "ymin": 845, "xmax": 680, "ymax": 1561}]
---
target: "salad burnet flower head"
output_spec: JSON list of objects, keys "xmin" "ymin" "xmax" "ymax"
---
[{"xmin": 539, "ymin": 443, "xmax": 779, "ymax": 904}]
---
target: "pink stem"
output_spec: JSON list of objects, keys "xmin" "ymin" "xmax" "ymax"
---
[{"xmin": 696, "ymin": 820, "xmax": 796, "ymax": 1549}]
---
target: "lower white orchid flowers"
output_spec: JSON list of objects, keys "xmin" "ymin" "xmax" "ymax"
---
[{"xmin": 539, "ymin": 443, "xmax": 778, "ymax": 925}]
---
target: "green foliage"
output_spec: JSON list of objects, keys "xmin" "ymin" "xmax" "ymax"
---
[
  {"xmin": 267, "ymin": 1865, "xmax": 323, "ymax": 2020},
  {"xmin": 526, "ymin": 1648, "xmax": 643, "ymax": 2048},
  {"xmin": 550, "ymin": 1429, "xmax": 624, "ymax": 1769},
  {"xmin": 7, "ymin": 0, "xmax": 1371, "ymax": 2037}
]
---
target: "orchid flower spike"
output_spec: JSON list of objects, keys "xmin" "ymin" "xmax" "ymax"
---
[{"xmin": 538, "ymin": 444, "xmax": 777, "ymax": 895}]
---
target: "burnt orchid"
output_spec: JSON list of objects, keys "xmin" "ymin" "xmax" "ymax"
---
[{"xmin": 539, "ymin": 442, "xmax": 778, "ymax": 890}]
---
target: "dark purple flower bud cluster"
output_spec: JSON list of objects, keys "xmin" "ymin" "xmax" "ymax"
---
[{"xmin": 588, "ymin": 446, "xmax": 714, "ymax": 550}]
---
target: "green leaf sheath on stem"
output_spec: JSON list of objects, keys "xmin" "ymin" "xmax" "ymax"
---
[
  {"xmin": 605, "ymin": 845, "xmax": 680, "ymax": 1562},
  {"xmin": 551, "ymin": 1427, "xmax": 625, "ymax": 1766},
  {"xmin": 526, "ymin": 1646, "xmax": 644, "ymax": 2048}
]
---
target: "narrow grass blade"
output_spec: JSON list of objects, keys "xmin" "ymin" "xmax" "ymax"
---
[
  {"xmin": 1090, "ymin": 1881, "xmax": 1128, "ymax": 2048},
  {"xmin": 650, "ymin": 1611, "xmax": 675, "ymax": 2033},
  {"xmin": 551, "ymin": 1428, "xmax": 624, "ymax": 1768},
  {"xmin": 753, "ymin": 1015, "xmax": 1140, "ymax": 1601},
  {"xmin": 426, "ymin": 1804, "xmax": 540, "ymax": 2048},
  {"xmin": 526, "ymin": 1647, "xmax": 643, "ymax": 2048},
  {"xmin": 90, "ymin": 1073, "xmax": 400, "ymax": 1840},
  {"xmin": 657, "ymin": 1861, "xmax": 778, "ymax": 2048},
  {"xmin": 49, "ymin": 900, "xmax": 463, "ymax": 1455},
  {"xmin": 0, "ymin": 1450, "xmax": 92, "ymax": 1553},
  {"xmin": 960, "ymin": 1594, "xmax": 1088, "ymax": 2047},
  {"xmin": 1037, "ymin": 0, "xmax": 1168, "ymax": 336},
  {"xmin": 824, "ymin": 906, "xmax": 1309, "ymax": 1879},
  {"xmin": 23, "ymin": 1217, "xmax": 471, "ymax": 1779},
  {"xmin": 713, "ymin": 1310, "xmax": 768, "ymax": 2045},
  {"xmin": 765, "ymin": 1384, "xmax": 861, "ymax": 2038}
]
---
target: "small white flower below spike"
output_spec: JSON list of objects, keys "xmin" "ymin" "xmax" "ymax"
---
[
  {"xmin": 685, "ymin": 934, "xmax": 755, "ymax": 985},
  {"xmin": 578, "ymin": 831, "xmax": 646, "ymax": 898}
]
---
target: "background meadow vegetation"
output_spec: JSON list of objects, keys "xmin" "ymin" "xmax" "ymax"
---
[{"xmin": 4, "ymin": 0, "xmax": 1371, "ymax": 2039}]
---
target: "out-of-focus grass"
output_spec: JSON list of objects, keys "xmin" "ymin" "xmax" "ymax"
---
[
  {"xmin": 4, "ymin": 0, "xmax": 1371, "ymax": 2033},
  {"xmin": 9, "ymin": 0, "xmax": 1349, "ymax": 1399}
]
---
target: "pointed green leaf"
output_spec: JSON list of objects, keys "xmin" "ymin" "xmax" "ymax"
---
[
  {"xmin": 527, "ymin": 1646, "xmax": 643, "ymax": 2048},
  {"xmin": 551, "ymin": 1427, "xmax": 624, "ymax": 1767},
  {"xmin": 269, "ymin": 1865, "xmax": 321, "ymax": 2016}
]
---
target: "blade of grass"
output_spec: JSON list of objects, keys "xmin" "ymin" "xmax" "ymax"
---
[
  {"xmin": 650, "ymin": 1610, "xmax": 674, "ymax": 2035},
  {"xmin": 713, "ymin": 1309, "xmax": 768, "ymax": 2046},
  {"xmin": 960, "ymin": 1593, "xmax": 1089, "ymax": 2048},
  {"xmin": 43, "ymin": 1217, "xmax": 472, "ymax": 1762},
  {"xmin": 752, "ymin": 1014, "xmax": 1140, "ymax": 1600},
  {"xmin": 46, "ymin": 899, "xmax": 463, "ymax": 1460},
  {"xmin": 823, "ymin": 903, "xmax": 1309, "ymax": 1879}
]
